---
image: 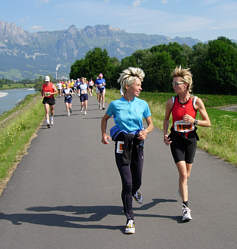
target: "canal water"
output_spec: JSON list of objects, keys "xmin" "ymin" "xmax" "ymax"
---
[{"xmin": 0, "ymin": 88, "xmax": 36, "ymax": 115}]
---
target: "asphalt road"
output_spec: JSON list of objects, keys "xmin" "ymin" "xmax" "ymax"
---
[{"xmin": 0, "ymin": 95, "xmax": 237, "ymax": 249}]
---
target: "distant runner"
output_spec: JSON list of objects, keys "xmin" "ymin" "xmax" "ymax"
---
[
  {"xmin": 63, "ymin": 83, "xmax": 74, "ymax": 116},
  {"xmin": 79, "ymin": 77, "xmax": 89, "ymax": 115},
  {"xmin": 41, "ymin": 76, "xmax": 57, "ymax": 128},
  {"xmin": 88, "ymin": 78, "xmax": 94, "ymax": 96},
  {"xmin": 95, "ymin": 73, "xmax": 106, "ymax": 110}
]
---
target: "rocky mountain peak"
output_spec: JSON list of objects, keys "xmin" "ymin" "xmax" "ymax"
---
[{"xmin": 0, "ymin": 21, "xmax": 29, "ymax": 45}]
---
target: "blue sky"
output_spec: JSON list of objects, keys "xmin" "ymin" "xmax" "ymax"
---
[{"xmin": 1, "ymin": 0, "xmax": 237, "ymax": 41}]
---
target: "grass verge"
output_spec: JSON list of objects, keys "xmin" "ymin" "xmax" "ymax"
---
[
  {"xmin": 0, "ymin": 93, "xmax": 44, "ymax": 195},
  {"xmin": 105, "ymin": 89, "xmax": 237, "ymax": 166}
]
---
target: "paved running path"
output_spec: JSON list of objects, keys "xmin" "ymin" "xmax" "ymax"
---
[{"xmin": 0, "ymin": 95, "xmax": 237, "ymax": 249}]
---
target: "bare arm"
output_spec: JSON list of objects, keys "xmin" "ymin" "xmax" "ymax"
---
[
  {"xmin": 52, "ymin": 84, "xmax": 58, "ymax": 96},
  {"xmin": 101, "ymin": 114, "xmax": 112, "ymax": 144},
  {"xmin": 183, "ymin": 97, "xmax": 211, "ymax": 127},
  {"xmin": 163, "ymin": 98, "xmax": 173, "ymax": 145},
  {"xmin": 137, "ymin": 116, "xmax": 154, "ymax": 140}
]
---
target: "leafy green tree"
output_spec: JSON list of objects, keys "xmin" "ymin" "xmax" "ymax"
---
[
  {"xmin": 191, "ymin": 37, "xmax": 237, "ymax": 94},
  {"xmin": 70, "ymin": 47, "xmax": 111, "ymax": 81},
  {"xmin": 143, "ymin": 51, "xmax": 175, "ymax": 92}
]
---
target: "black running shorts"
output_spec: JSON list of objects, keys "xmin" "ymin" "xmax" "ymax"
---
[
  {"xmin": 170, "ymin": 134, "xmax": 197, "ymax": 164},
  {"xmin": 42, "ymin": 97, "xmax": 55, "ymax": 105}
]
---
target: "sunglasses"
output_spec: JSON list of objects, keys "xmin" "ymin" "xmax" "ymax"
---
[{"xmin": 172, "ymin": 81, "xmax": 184, "ymax": 87}]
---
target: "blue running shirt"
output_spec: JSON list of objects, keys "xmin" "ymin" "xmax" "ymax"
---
[{"xmin": 106, "ymin": 97, "xmax": 151, "ymax": 133}]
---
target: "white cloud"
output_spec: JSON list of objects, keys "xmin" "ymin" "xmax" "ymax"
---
[
  {"xmin": 31, "ymin": 25, "xmax": 44, "ymax": 31},
  {"xmin": 40, "ymin": 0, "xmax": 50, "ymax": 3},
  {"xmin": 133, "ymin": 0, "xmax": 144, "ymax": 7},
  {"xmin": 52, "ymin": 0, "xmax": 237, "ymax": 41}
]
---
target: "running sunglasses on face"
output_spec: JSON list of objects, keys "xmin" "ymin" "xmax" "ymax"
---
[{"xmin": 172, "ymin": 81, "xmax": 184, "ymax": 87}]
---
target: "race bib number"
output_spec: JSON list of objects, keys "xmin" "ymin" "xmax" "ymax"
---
[
  {"xmin": 174, "ymin": 120, "xmax": 194, "ymax": 133},
  {"xmin": 116, "ymin": 141, "xmax": 124, "ymax": 154},
  {"xmin": 45, "ymin": 92, "xmax": 51, "ymax": 97}
]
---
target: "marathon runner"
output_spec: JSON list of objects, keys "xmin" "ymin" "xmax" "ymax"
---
[
  {"xmin": 101, "ymin": 67, "xmax": 154, "ymax": 234},
  {"xmin": 163, "ymin": 66, "xmax": 211, "ymax": 222},
  {"xmin": 41, "ymin": 76, "xmax": 57, "ymax": 128}
]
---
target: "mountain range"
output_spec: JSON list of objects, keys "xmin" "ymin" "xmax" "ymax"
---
[{"xmin": 0, "ymin": 21, "xmax": 201, "ymax": 80}]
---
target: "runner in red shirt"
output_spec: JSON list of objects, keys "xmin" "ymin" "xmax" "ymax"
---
[
  {"xmin": 163, "ymin": 66, "xmax": 211, "ymax": 222},
  {"xmin": 41, "ymin": 76, "xmax": 57, "ymax": 128}
]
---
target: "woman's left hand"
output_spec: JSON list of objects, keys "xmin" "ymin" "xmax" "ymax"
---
[
  {"xmin": 183, "ymin": 114, "xmax": 195, "ymax": 124},
  {"xmin": 137, "ymin": 129, "xmax": 148, "ymax": 140}
]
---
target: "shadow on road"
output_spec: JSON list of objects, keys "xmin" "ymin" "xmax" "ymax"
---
[{"xmin": 0, "ymin": 199, "xmax": 180, "ymax": 232}]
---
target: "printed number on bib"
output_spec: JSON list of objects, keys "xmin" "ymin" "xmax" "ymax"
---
[
  {"xmin": 45, "ymin": 92, "xmax": 51, "ymax": 97},
  {"xmin": 116, "ymin": 141, "xmax": 124, "ymax": 154},
  {"xmin": 174, "ymin": 120, "xmax": 195, "ymax": 133}
]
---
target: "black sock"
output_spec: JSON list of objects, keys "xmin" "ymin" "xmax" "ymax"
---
[{"xmin": 183, "ymin": 201, "xmax": 189, "ymax": 207}]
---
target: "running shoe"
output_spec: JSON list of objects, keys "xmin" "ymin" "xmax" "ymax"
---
[
  {"xmin": 182, "ymin": 204, "xmax": 192, "ymax": 222},
  {"xmin": 124, "ymin": 219, "xmax": 135, "ymax": 234},
  {"xmin": 50, "ymin": 117, "xmax": 54, "ymax": 126},
  {"xmin": 84, "ymin": 110, "xmax": 87, "ymax": 115},
  {"xmin": 133, "ymin": 191, "xmax": 143, "ymax": 204},
  {"xmin": 46, "ymin": 120, "xmax": 50, "ymax": 128},
  {"xmin": 67, "ymin": 111, "xmax": 70, "ymax": 116},
  {"xmin": 102, "ymin": 107, "xmax": 105, "ymax": 110}
]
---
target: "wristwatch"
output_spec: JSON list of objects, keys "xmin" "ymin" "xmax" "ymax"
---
[{"xmin": 194, "ymin": 119, "xmax": 198, "ymax": 125}]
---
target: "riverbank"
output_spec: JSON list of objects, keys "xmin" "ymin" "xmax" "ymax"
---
[
  {"xmin": 0, "ymin": 92, "xmax": 8, "ymax": 98},
  {"xmin": 0, "ymin": 88, "xmax": 36, "ymax": 115},
  {"xmin": 0, "ymin": 83, "xmax": 35, "ymax": 90},
  {"xmin": 0, "ymin": 93, "xmax": 45, "ymax": 195}
]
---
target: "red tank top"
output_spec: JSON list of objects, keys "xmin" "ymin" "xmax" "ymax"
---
[
  {"xmin": 42, "ymin": 82, "xmax": 55, "ymax": 98},
  {"xmin": 172, "ymin": 96, "xmax": 197, "ymax": 132}
]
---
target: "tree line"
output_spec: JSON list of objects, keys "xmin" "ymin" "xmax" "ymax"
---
[{"xmin": 69, "ymin": 36, "xmax": 237, "ymax": 94}]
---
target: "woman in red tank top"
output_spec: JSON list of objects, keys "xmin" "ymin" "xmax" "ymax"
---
[
  {"xmin": 163, "ymin": 66, "xmax": 211, "ymax": 222},
  {"xmin": 41, "ymin": 76, "xmax": 57, "ymax": 128}
]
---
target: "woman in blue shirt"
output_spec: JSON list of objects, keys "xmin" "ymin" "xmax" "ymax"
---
[{"xmin": 101, "ymin": 67, "xmax": 153, "ymax": 234}]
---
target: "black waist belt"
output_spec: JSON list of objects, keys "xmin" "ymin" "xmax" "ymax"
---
[
  {"xmin": 115, "ymin": 132, "xmax": 143, "ymax": 164},
  {"xmin": 169, "ymin": 127, "xmax": 199, "ymax": 141}
]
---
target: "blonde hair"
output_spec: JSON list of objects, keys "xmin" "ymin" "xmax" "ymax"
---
[
  {"xmin": 118, "ymin": 67, "xmax": 145, "ymax": 93},
  {"xmin": 172, "ymin": 66, "xmax": 193, "ymax": 93}
]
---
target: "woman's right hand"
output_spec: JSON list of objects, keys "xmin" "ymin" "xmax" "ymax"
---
[
  {"xmin": 102, "ymin": 134, "xmax": 111, "ymax": 144},
  {"xmin": 164, "ymin": 134, "xmax": 172, "ymax": 145}
]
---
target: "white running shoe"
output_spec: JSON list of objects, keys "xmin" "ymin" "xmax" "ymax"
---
[
  {"xmin": 46, "ymin": 120, "xmax": 50, "ymax": 128},
  {"xmin": 125, "ymin": 219, "xmax": 135, "ymax": 234},
  {"xmin": 84, "ymin": 110, "xmax": 87, "ymax": 115},
  {"xmin": 133, "ymin": 191, "xmax": 143, "ymax": 204},
  {"xmin": 50, "ymin": 117, "xmax": 54, "ymax": 125},
  {"xmin": 67, "ymin": 112, "xmax": 70, "ymax": 116},
  {"xmin": 182, "ymin": 204, "xmax": 192, "ymax": 222}
]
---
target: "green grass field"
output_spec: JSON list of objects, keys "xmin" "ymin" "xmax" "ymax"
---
[
  {"xmin": 105, "ymin": 89, "xmax": 237, "ymax": 165},
  {"xmin": 0, "ymin": 83, "xmax": 35, "ymax": 90},
  {"xmin": 0, "ymin": 93, "xmax": 44, "ymax": 193}
]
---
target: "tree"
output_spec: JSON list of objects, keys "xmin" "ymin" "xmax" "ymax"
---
[
  {"xmin": 191, "ymin": 37, "xmax": 237, "ymax": 94},
  {"xmin": 69, "ymin": 48, "xmax": 111, "ymax": 81},
  {"xmin": 142, "ymin": 51, "xmax": 175, "ymax": 92}
]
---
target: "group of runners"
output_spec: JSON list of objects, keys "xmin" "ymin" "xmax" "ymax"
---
[
  {"xmin": 42, "ymin": 66, "xmax": 211, "ymax": 235},
  {"xmin": 101, "ymin": 66, "xmax": 211, "ymax": 234},
  {"xmin": 41, "ymin": 73, "xmax": 106, "ymax": 124}
]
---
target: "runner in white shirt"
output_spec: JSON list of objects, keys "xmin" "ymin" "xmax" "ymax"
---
[{"xmin": 79, "ymin": 77, "xmax": 89, "ymax": 115}]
